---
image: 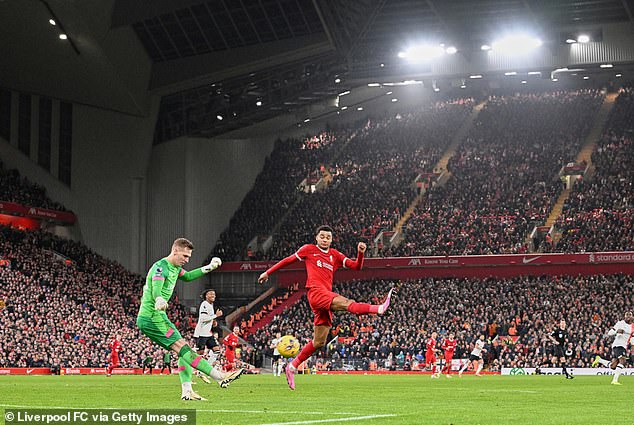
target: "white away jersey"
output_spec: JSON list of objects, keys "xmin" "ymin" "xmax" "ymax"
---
[
  {"xmin": 611, "ymin": 320, "xmax": 634, "ymax": 348},
  {"xmin": 194, "ymin": 300, "xmax": 216, "ymax": 337},
  {"xmin": 271, "ymin": 337, "xmax": 281, "ymax": 356},
  {"xmin": 471, "ymin": 339, "xmax": 485, "ymax": 357}
]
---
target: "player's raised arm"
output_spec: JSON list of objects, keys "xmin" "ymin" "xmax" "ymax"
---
[
  {"xmin": 343, "ymin": 242, "xmax": 366, "ymax": 270},
  {"xmin": 179, "ymin": 257, "xmax": 222, "ymax": 282},
  {"xmin": 258, "ymin": 247, "xmax": 307, "ymax": 283}
]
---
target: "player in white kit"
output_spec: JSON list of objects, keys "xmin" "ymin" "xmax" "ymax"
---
[
  {"xmin": 194, "ymin": 289, "xmax": 223, "ymax": 384},
  {"xmin": 592, "ymin": 311, "xmax": 633, "ymax": 385},
  {"xmin": 459, "ymin": 334, "xmax": 487, "ymax": 377},
  {"xmin": 270, "ymin": 331, "xmax": 283, "ymax": 377}
]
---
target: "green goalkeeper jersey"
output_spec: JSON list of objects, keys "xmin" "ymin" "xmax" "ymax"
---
[{"xmin": 138, "ymin": 258, "xmax": 206, "ymax": 318}]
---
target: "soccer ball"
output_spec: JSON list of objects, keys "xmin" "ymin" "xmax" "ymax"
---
[{"xmin": 277, "ymin": 335, "xmax": 300, "ymax": 358}]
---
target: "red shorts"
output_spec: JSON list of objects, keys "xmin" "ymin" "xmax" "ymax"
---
[
  {"xmin": 110, "ymin": 356, "xmax": 120, "ymax": 367},
  {"xmin": 307, "ymin": 287, "xmax": 339, "ymax": 327},
  {"xmin": 425, "ymin": 353, "xmax": 436, "ymax": 365},
  {"xmin": 445, "ymin": 353, "xmax": 454, "ymax": 362},
  {"xmin": 225, "ymin": 350, "xmax": 235, "ymax": 363}
]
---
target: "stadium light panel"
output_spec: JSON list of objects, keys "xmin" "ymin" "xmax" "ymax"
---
[
  {"xmin": 577, "ymin": 34, "xmax": 590, "ymax": 43},
  {"xmin": 367, "ymin": 83, "xmax": 381, "ymax": 87},
  {"xmin": 338, "ymin": 91, "xmax": 350, "ymax": 96},
  {"xmin": 49, "ymin": 19, "xmax": 56, "ymax": 26},
  {"xmin": 446, "ymin": 46, "xmax": 457, "ymax": 54},
  {"xmin": 399, "ymin": 44, "xmax": 445, "ymax": 63},
  {"xmin": 469, "ymin": 75, "xmax": 483, "ymax": 79},
  {"xmin": 341, "ymin": 106, "xmax": 348, "ymax": 110},
  {"xmin": 59, "ymin": 34, "xmax": 67, "ymax": 40},
  {"xmin": 504, "ymin": 71, "xmax": 517, "ymax": 76},
  {"xmin": 391, "ymin": 98, "xmax": 398, "ymax": 102},
  {"xmin": 256, "ymin": 100, "xmax": 262, "ymax": 106},
  {"xmin": 551, "ymin": 78, "xmax": 558, "ymax": 82},
  {"xmin": 491, "ymin": 34, "xmax": 542, "ymax": 55},
  {"xmin": 481, "ymin": 44, "xmax": 492, "ymax": 51},
  {"xmin": 583, "ymin": 76, "xmax": 589, "ymax": 80},
  {"xmin": 357, "ymin": 107, "xmax": 364, "ymax": 111},
  {"xmin": 521, "ymin": 80, "xmax": 527, "ymax": 84},
  {"xmin": 565, "ymin": 38, "xmax": 576, "ymax": 44},
  {"xmin": 303, "ymin": 118, "xmax": 310, "ymax": 122},
  {"xmin": 616, "ymin": 74, "xmax": 622, "ymax": 77},
  {"xmin": 334, "ymin": 78, "xmax": 341, "ymax": 83},
  {"xmin": 600, "ymin": 64, "xmax": 613, "ymax": 68},
  {"xmin": 216, "ymin": 115, "xmax": 223, "ymax": 120},
  {"xmin": 386, "ymin": 91, "xmax": 393, "ymax": 95}
]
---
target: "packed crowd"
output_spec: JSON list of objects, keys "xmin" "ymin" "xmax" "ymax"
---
[
  {"xmin": 210, "ymin": 129, "xmax": 355, "ymax": 262},
  {"xmin": 554, "ymin": 87, "xmax": 634, "ymax": 252},
  {"xmin": 0, "ymin": 160, "xmax": 67, "ymax": 211},
  {"xmin": 250, "ymin": 274, "xmax": 634, "ymax": 370},
  {"xmin": 266, "ymin": 100, "xmax": 474, "ymax": 258},
  {"xmin": 390, "ymin": 89, "xmax": 604, "ymax": 256},
  {"xmin": 0, "ymin": 225, "xmax": 189, "ymax": 368}
]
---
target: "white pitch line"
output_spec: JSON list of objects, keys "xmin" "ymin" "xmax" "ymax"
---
[
  {"xmin": 256, "ymin": 414, "xmax": 397, "ymax": 425},
  {"xmin": 0, "ymin": 405, "xmax": 357, "ymax": 416}
]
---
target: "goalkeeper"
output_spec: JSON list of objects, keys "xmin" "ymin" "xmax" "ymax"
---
[{"xmin": 137, "ymin": 238, "xmax": 243, "ymax": 401}]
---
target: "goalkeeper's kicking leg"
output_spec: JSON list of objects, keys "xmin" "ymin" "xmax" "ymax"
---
[{"xmin": 171, "ymin": 339, "xmax": 244, "ymax": 394}]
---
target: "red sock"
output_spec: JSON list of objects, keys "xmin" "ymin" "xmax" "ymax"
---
[
  {"xmin": 107, "ymin": 365, "xmax": 113, "ymax": 374},
  {"xmin": 347, "ymin": 302, "xmax": 379, "ymax": 315},
  {"xmin": 291, "ymin": 341, "xmax": 316, "ymax": 369}
]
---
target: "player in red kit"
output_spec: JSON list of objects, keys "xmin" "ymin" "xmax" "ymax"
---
[
  {"xmin": 107, "ymin": 334, "xmax": 122, "ymax": 377},
  {"xmin": 441, "ymin": 332, "xmax": 457, "ymax": 378},
  {"xmin": 426, "ymin": 332, "xmax": 440, "ymax": 378},
  {"xmin": 258, "ymin": 225, "xmax": 396, "ymax": 390},
  {"xmin": 223, "ymin": 326, "xmax": 240, "ymax": 371}
]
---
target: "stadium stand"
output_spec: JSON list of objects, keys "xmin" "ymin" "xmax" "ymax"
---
[
  {"xmin": 390, "ymin": 89, "xmax": 605, "ymax": 256},
  {"xmin": 553, "ymin": 86, "xmax": 634, "ymax": 252}
]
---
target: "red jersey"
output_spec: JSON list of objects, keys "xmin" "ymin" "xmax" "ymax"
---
[
  {"xmin": 295, "ymin": 244, "xmax": 348, "ymax": 290},
  {"xmin": 109, "ymin": 340, "xmax": 121, "ymax": 357},
  {"xmin": 425, "ymin": 337, "xmax": 436, "ymax": 354},
  {"xmin": 223, "ymin": 333, "xmax": 240, "ymax": 351},
  {"xmin": 441, "ymin": 339, "xmax": 457, "ymax": 354}
]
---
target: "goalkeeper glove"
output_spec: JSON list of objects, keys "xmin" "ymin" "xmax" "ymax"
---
[
  {"xmin": 202, "ymin": 257, "xmax": 222, "ymax": 273},
  {"xmin": 155, "ymin": 296, "xmax": 168, "ymax": 311}
]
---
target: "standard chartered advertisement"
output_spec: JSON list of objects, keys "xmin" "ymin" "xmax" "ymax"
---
[{"xmin": 502, "ymin": 367, "xmax": 634, "ymax": 376}]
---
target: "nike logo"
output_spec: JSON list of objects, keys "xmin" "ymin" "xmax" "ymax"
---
[
  {"xmin": 522, "ymin": 256, "xmax": 541, "ymax": 264},
  {"xmin": 26, "ymin": 369, "xmax": 34, "ymax": 374}
]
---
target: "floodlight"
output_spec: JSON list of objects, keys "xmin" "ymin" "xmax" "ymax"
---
[
  {"xmin": 578, "ymin": 34, "xmax": 590, "ymax": 43},
  {"xmin": 491, "ymin": 34, "xmax": 542, "ymax": 55}
]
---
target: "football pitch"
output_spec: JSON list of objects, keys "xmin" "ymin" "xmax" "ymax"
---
[{"xmin": 0, "ymin": 374, "xmax": 632, "ymax": 425}]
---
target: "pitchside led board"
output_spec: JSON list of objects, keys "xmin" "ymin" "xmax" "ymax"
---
[{"xmin": 502, "ymin": 368, "xmax": 634, "ymax": 376}]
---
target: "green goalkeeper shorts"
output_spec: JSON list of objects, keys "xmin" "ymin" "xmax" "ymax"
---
[{"xmin": 136, "ymin": 313, "xmax": 182, "ymax": 349}]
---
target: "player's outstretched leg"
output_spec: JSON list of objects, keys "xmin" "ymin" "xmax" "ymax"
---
[
  {"xmin": 178, "ymin": 345, "xmax": 243, "ymax": 388},
  {"xmin": 592, "ymin": 355, "xmax": 610, "ymax": 368}
]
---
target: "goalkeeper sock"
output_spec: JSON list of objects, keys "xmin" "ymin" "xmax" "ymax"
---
[
  {"xmin": 181, "ymin": 381, "xmax": 192, "ymax": 397},
  {"xmin": 347, "ymin": 302, "xmax": 379, "ymax": 315},
  {"xmin": 178, "ymin": 345, "xmax": 217, "ymax": 378},
  {"xmin": 291, "ymin": 341, "xmax": 315, "ymax": 369},
  {"xmin": 177, "ymin": 358, "xmax": 192, "ymax": 384},
  {"xmin": 207, "ymin": 350, "xmax": 218, "ymax": 364}
]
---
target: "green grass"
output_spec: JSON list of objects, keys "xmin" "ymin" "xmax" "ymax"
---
[{"xmin": 0, "ymin": 374, "xmax": 632, "ymax": 425}]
